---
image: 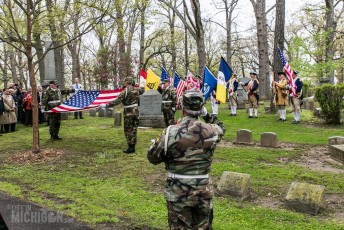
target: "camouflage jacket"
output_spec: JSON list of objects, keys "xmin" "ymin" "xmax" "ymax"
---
[
  {"xmin": 41, "ymin": 87, "xmax": 74, "ymax": 111},
  {"xmin": 160, "ymin": 86, "xmax": 177, "ymax": 110},
  {"xmin": 147, "ymin": 115, "xmax": 226, "ymax": 201},
  {"xmin": 108, "ymin": 85, "xmax": 144, "ymax": 116}
]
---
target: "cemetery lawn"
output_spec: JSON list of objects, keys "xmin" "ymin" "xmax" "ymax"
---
[{"xmin": 0, "ymin": 104, "xmax": 343, "ymax": 229}]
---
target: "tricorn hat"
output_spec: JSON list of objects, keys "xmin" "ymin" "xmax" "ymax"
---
[
  {"xmin": 49, "ymin": 80, "xmax": 57, "ymax": 85},
  {"xmin": 277, "ymin": 72, "xmax": 286, "ymax": 76},
  {"xmin": 163, "ymin": 79, "xmax": 170, "ymax": 83},
  {"xmin": 293, "ymin": 70, "xmax": 299, "ymax": 75},
  {"xmin": 250, "ymin": 71, "xmax": 258, "ymax": 76}
]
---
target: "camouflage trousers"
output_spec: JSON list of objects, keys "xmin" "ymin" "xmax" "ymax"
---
[
  {"xmin": 49, "ymin": 113, "xmax": 61, "ymax": 135},
  {"xmin": 124, "ymin": 114, "xmax": 139, "ymax": 145},
  {"xmin": 166, "ymin": 199, "xmax": 213, "ymax": 230},
  {"xmin": 163, "ymin": 109, "xmax": 176, "ymax": 127}
]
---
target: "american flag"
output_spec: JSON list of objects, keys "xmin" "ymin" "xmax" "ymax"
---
[
  {"xmin": 173, "ymin": 71, "xmax": 186, "ymax": 105},
  {"xmin": 46, "ymin": 89, "xmax": 123, "ymax": 113},
  {"xmin": 277, "ymin": 47, "xmax": 297, "ymax": 97}
]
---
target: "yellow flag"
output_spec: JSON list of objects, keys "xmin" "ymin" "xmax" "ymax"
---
[{"xmin": 145, "ymin": 68, "xmax": 161, "ymax": 90}]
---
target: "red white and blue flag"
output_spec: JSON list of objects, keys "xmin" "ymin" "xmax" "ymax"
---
[
  {"xmin": 46, "ymin": 89, "xmax": 123, "ymax": 113},
  {"xmin": 173, "ymin": 71, "xmax": 186, "ymax": 105},
  {"xmin": 277, "ymin": 47, "xmax": 297, "ymax": 97}
]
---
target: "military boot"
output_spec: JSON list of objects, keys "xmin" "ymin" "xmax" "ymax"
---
[
  {"xmin": 53, "ymin": 134, "xmax": 62, "ymax": 140},
  {"xmin": 123, "ymin": 144, "xmax": 135, "ymax": 154}
]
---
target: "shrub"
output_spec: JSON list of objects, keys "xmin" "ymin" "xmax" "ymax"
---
[{"xmin": 314, "ymin": 83, "xmax": 344, "ymax": 125}]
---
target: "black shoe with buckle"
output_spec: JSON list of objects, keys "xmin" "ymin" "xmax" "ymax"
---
[
  {"xmin": 53, "ymin": 134, "xmax": 62, "ymax": 140},
  {"xmin": 248, "ymin": 116, "xmax": 253, "ymax": 118}
]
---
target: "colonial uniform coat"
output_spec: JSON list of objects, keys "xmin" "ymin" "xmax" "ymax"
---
[
  {"xmin": 147, "ymin": 114, "xmax": 226, "ymax": 229},
  {"xmin": 228, "ymin": 77, "xmax": 239, "ymax": 107},
  {"xmin": 244, "ymin": 78, "xmax": 259, "ymax": 109},
  {"xmin": 274, "ymin": 77, "xmax": 288, "ymax": 106}
]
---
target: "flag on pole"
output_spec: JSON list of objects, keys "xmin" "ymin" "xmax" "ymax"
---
[
  {"xmin": 46, "ymin": 89, "xmax": 123, "ymax": 113},
  {"xmin": 186, "ymin": 70, "xmax": 200, "ymax": 90},
  {"xmin": 145, "ymin": 68, "xmax": 161, "ymax": 90},
  {"xmin": 202, "ymin": 66, "xmax": 217, "ymax": 101},
  {"xmin": 161, "ymin": 67, "xmax": 169, "ymax": 81},
  {"xmin": 173, "ymin": 71, "xmax": 187, "ymax": 104},
  {"xmin": 216, "ymin": 57, "xmax": 233, "ymax": 103},
  {"xmin": 277, "ymin": 47, "xmax": 297, "ymax": 97},
  {"xmin": 139, "ymin": 68, "xmax": 147, "ymax": 88}
]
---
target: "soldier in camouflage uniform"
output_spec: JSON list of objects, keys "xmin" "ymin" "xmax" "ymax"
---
[
  {"xmin": 147, "ymin": 90, "xmax": 226, "ymax": 229},
  {"xmin": 158, "ymin": 79, "xmax": 177, "ymax": 127},
  {"xmin": 41, "ymin": 81, "xmax": 75, "ymax": 140},
  {"xmin": 104, "ymin": 78, "xmax": 144, "ymax": 154}
]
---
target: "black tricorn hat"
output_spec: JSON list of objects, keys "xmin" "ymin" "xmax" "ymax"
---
[
  {"xmin": 163, "ymin": 79, "xmax": 170, "ymax": 83},
  {"xmin": 293, "ymin": 70, "xmax": 299, "ymax": 75},
  {"xmin": 250, "ymin": 71, "xmax": 258, "ymax": 75},
  {"xmin": 277, "ymin": 72, "xmax": 286, "ymax": 76}
]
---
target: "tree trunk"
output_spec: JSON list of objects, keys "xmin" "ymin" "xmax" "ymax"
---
[
  {"xmin": 170, "ymin": 0, "xmax": 177, "ymax": 72},
  {"xmin": 9, "ymin": 48, "xmax": 19, "ymax": 85},
  {"xmin": 271, "ymin": 0, "xmax": 285, "ymax": 111},
  {"xmin": 17, "ymin": 52, "xmax": 27, "ymax": 89},
  {"xmin": 225, "ymin": 0, "xmax": 238, "ymax": 66},
  {"xmin": 190, "ymin": 0, "xmax": 206, "ymax": 76},
  {"xmin": 33, "ymin": 31, "xmax": 45, "ymax": 84},
  {"xmin": 325, "ymin": 0, "xmax": 334, "ymax": 83},
  {"xmin": 184, "ymin": 5, "xmax": 189, "ymax": 75},
  {"xmin": 139, "ymin": 4, "xmax": 146, "ymax": 69},
  {"xmin": 26, "ymin": 0, "xmax": 40, "ymax": 153},
  {"xmin": 115, "ymin": 1, "xmax": 129, "ymax": 80},
  {"xmin": 251, "ymin": 0, "xmax": 269, "ymax": 99}
]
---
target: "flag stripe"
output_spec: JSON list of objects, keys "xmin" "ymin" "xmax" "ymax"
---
[
  {"xmin": 46, "ymin": 89, "xmax": 123, "ymax": 113},
  {"xmin": 277, "ymin": 48, "xmax": 297, "ymax": 97}
]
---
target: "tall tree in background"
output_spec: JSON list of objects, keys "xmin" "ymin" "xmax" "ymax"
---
[
  {"xmin": 324, "ymin": 0, "xmax": 335, "ymax": 83},
  {"xmin": 272, "ymin": 0, "xmax": 285, "ymax": 80},
  {"xmin": 250, "ymin": 0, "xmax": 269, "ymax": 99},
  {"xmin": 159, "ymin": 0, "xmax": 206, "ymax": 76}
]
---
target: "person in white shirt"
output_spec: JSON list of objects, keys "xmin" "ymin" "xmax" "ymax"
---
[{"xmin": 72, "ymin": 78, "xmax": 84, "ymax": 119}]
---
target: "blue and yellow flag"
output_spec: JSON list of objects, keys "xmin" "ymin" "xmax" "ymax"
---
[
  {"xmin": 216, "ymin": 57, "xmax": 233, "ymax": 103},
  {"xmin": 202, "ymin": 66, "xmax": 217, "ymax": 101},
  {"xmin": 145, "ymin": 68, "xmax": 160, "ymax": 90}
]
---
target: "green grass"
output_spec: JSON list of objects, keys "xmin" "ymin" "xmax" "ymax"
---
[{"xmin": 0, "ymin": 103, "xmax": 343, "ymax": 229}]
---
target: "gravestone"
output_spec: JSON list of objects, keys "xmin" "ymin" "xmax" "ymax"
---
[
  {"xmin": 139, "ymin": 90, "xmax": 164, "ymax": 128},
  {"xmin": 98, "ymin": 108, "xmax": 106, "ymax": 117},
  {"xmin": 328, "ymin": 136, "xmax": 344, "ymax": 145},
  {"xmin": 329, "ymin": 145, "xmax": 344, "ymax": 164},
  {"xmin": 285, "ymin": 182, "xmax": 325, "ymax": 215},
  {"xmin": 44, "ymin": 41, "xmax": 56, "ymax": 81},
  {"xmin": 114, "ymin": 112, "xmax": 122, "ymax": 127},
  {"xmin": 260, "ymin": 132, "xmax": 278, "ymax": 147},
  {"xmin": 235, "ymin": 129, "xmax": 253, "ymax": 144},
  {"xmin": 303, "ymin": 97, "xmax": 315, "ymax": 110},
  {"xmin": 236, "ymin": 77, "xmax": 249, "ymax": 109},
  {"xmin": 89, "ymin": 109, "xmax": 97, "ymax": 117},
  {"xmin": 61, "ymin": 113, "xmax": 69, "ymax": 120},
  {"xmin": 106, "ymin": 108, "xmax": 115, "ymax": 118},
  {"xmin": 217, "ymin": 171, "xmax": 251, "ymax": 200}
]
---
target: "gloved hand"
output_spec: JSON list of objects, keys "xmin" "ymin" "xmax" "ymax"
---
[
  {"xmin": 229, "ymin": 92, "xmax": 233, "ymax": 96},
  {"xmin": 41, "ymin": 109, "xmax": 45, "ymax": 113},
  {"xmin": 171, "ymin": 107, "xmax": 176, "ymax": 112},
  {"xmin": 201, "ymin": 106, "xmax": 207, "ymax": 116},
  {"xmin": 99, "ymin": 104, "xmax": 107, "ymax": 109}
]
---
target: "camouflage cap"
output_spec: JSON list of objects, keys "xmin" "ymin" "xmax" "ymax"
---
[{"xmin": 182, "ymin": 90, "xmax": 205, "ymax": 112}]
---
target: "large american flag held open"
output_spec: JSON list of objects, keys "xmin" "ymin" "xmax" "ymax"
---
[{"xmin": 46, "ymin": 89, "xmax": 123, "ymax": 113}]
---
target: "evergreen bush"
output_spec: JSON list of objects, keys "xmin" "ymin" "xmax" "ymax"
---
[{"xmin": 314, "ymin": 83, "xmax": 344, "ymax": 125}]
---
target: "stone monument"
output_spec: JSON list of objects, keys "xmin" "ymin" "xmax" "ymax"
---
[
  {"xmin": 217, "ymin": 171, "xmax": 251, "ymax": 200},
  {"xmin": 236, "ymin": 77, "xmax": 249, "ymax": 109},
  {"xmin": 139, "ymin": 90, "xmax": 164, "ymax": 128},
  {"xmin": 44, "ymin": 41, "xmax": 56, "ymax": 81}
]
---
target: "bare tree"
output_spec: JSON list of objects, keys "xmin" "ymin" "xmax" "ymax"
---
[{"xmin": 158, "ymin": 0, "xmax": 206, "ymax": 76}]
